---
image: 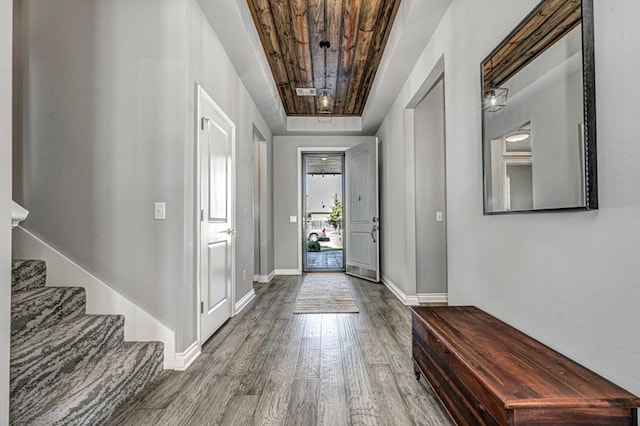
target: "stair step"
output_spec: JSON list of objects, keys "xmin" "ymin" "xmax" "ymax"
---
[
  {"xmin": 11, "ymin": 287, "xmax": 86, "ymax": 338},
  {"xmin": 10, "ymin": 341, "xmax": 164, "ymax": 426},
  {"xmin": 11, "ymin": 259, "xmax": 47, "ymax": 293},
  {"xmin": 11, "ymin": 315, "xmax": 124, "ymax": 402}
]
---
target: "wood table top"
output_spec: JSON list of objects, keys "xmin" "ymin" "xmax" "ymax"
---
[{"xmin": 411, "ymin": 306, "xmax": 640, "ymax": 409}]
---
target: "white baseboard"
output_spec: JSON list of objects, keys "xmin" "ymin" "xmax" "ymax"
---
[
  {"xmin": 381, "ymin": 275, "xmax": 419, "ymax": 306},
  {"xmin": 417, "ymin": 293, "xmax": 448, "ymax": 304},
  {"xmin": 254, "ymin": 270, "xmax": 276, "ymax": 283},
  {"xmin": 262, "ymin": 270, "xmax": 276, "ymax": 283},
  {"xmin": 235, "ymin": 289, "xmax": 256, "ymax": 314},
  {"xmin": 12, "ymin": 226, "xmax": 177, "ymax": 369},
  {"xmin": 174, "ymin": 340, "xmax": 201, "ymax": 371},
  {"xmin": 274, "ymin": 268, "xmax": 302, "ymax": 276}
]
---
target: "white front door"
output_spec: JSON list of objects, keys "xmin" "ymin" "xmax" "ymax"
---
[
  {"xmin": 198, "ymin": 86, "xmax": 235, "ymax": 343},
  {"xmin": 345, "ymin": 139, "xmax": 380, "ymax": 282}
]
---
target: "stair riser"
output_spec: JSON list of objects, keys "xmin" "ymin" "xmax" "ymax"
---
[
  {"xmin": 49, "ymin": 345, "xmax": 164, "ymax": 426},
  {"xmin": 10, "ymin": 315, "xmax": 125, "ymax": 399},
  {"xmin": 11, "ymin": 343, "xmax": 164, "ymax": 426},
  {"xmin": 11, "ymin": 259, "xmax": 47, "ymax": 293},
  {"xmin": 11, "ymin": 287, "xmax": 86, "ymax": 339}
]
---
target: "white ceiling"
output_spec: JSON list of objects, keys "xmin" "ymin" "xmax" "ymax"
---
[{"xmin": 197, "ymin": 0, "xmax": 452, "ymax": 136}]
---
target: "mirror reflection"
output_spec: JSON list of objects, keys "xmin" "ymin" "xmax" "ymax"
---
[{"xmin": 482, "ymin": 0, "xmax": 594, "ymax": 214}]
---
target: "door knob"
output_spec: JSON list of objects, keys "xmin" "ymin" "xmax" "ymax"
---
[{"xmin": 220, "ymin": 228, "xmax": 236, "ymax": 235}]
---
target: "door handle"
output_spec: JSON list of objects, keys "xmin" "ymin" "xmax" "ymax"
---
[
  {"xmin": 370, "ymin": 223, "xmax": 378, "ymax": 243},
  {"xmin": 219, "ymin": 228, "xmax": 236, "ymax": 235}
]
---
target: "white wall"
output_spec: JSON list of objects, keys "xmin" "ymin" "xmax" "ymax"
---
[
  {"xmin": 0, "ymin": 0, "xmax": 13, "ymax": 422},
  {"xmin": 184, "ymin": 0, "xmax": 273, "ymax": 346},
  {"xmin": 414, "ymin": 79, "xmax": 447, "ymax": 295},
  {"xmin": 14, "ymin": 0, "xmax": 272, "ymax": 352},
  {"xmin": 378, "ymin": 0, "xmax": 640, "ymax": 396},
  {"xmin": 273, "ymin": 136, "xmax": 373, "ymax": 272}
]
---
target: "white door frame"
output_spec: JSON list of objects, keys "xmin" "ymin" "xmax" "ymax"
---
[
  {"xmin": 195, "ymin": 84, "xmax": 237, "ymax": 346},
  {"xmin": 252, "ymin": 127, "xmax": 269, "ymax": 280},
  {"xmin": 296, "ymin": 147, "xmax": 349, "ymax": 275}
]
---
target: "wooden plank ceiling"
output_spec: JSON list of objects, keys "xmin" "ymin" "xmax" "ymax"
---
[
  {"xmin": 247, "ymin": 0, "xmax": 401, "ymax": 116},
  {"xmin": 482, "ymin": 0, "xmax": 581, "ymax": 93}
]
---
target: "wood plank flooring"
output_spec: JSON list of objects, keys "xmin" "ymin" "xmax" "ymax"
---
[{"xmin": 107, "ymin": 274, "xmax": 451, "ymax": 426}]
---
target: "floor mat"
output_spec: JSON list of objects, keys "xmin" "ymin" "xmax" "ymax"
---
[{"xmin": 294, "ymin": 274, "xmax": 359, "ymax": 314}]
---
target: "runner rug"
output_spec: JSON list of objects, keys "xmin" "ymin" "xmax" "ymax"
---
[{"xmin": 294, "ymin": 274, "xmax": 359, "ymax": 314}]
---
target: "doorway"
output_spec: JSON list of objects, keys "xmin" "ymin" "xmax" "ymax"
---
[
  {"xmin": 414, "ymin": 76, "xmax": 448, "ymax": 298},
  {"xmin": 252, "ymin": 130, "xmax": 268, "ymax": 281},
  {"xmin": 302, "ymin": 153, "xmax": 345, "ymax": 272}
]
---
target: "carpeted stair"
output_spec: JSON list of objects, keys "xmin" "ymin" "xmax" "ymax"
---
[{"xmin": 10, "ymin": 259, "xmax": 164, "ymax": 426}]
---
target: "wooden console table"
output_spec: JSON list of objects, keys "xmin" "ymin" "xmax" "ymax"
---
[{"xmin": 411, "ymin": 306, "xmax": 640, "ymax": 425}]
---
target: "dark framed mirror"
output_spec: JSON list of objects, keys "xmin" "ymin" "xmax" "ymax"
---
[{"xmin": 481, "ymin": 0, "xmax": 597, "ymax": 214}]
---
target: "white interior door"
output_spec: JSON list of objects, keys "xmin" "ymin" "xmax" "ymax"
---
[
  {"xmin": 345, "ymin": 139, "xmax": 380, "ymax": 282},
  {"xmin": 198, "ymin": 86, "xmax": 235, "ymax": 343}
]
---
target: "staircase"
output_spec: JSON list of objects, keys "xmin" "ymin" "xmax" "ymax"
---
[{"xmin": 10, "ymin": 259, "xmax": 164, "ymax": 426}]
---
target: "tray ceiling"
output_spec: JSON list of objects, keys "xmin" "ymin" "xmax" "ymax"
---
[{"xmin": 247, "ymin": 0, "xmax": 402, "ymax": 117}]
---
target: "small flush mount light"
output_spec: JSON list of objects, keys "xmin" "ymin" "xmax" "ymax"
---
[
  {"xmin": 322, "ymin": 157, "xmax": 328, "ymax": 161},
  {"xmin": 484, "ymin": 87, "xmax": 508, "ymax": 112},
  {"xmin": 505, "ymin": 133, "xmax": 529, "ymax": 143}
]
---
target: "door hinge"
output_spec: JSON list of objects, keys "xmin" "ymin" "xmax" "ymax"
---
[
  {"xmin": 200, "ymin": 301, "xmax": 204, "ymax": 314},
  {"xmin": 200, "ymin": 209, "xmax": 204, "ymax": 221}
]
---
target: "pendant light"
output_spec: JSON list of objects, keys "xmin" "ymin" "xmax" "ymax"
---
[
  {"xmin": 483, "ymin": 57, "xmax": 508, "ymax": 113},
  {"xmin": 317, "ymin": 0, "xmax": 334, "ymax": 114}
]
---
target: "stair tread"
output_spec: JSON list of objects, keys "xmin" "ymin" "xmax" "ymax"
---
[
  {"xmin": 11, "ymin": 286, "xmax": 86, "ymax": 338},
  {"xmin": 11, "ymin": 341, "xmax": 164, "ymax": 426}
]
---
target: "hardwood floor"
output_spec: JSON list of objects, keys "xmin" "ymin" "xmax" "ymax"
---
[{"xmin": 107, "ymin": 274, "xmax": 451, "ymax": 426}]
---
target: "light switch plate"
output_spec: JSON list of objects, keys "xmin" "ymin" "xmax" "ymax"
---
[
  {"xmin": 436, "ymin": 211, "xmax": 443, "ymax": 222},
  {"xmin": 154, "ymin": 202, "xmax": 166, "ymax": 220},
  {"xmin": 290, "ymin": 216, "xmax": 297, "ymax": 223}
]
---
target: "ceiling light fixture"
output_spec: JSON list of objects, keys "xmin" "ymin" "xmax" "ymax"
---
[
  {"xmin": 505, "ymin": 133, "xmax": 529, "ymax": 143},
  {"xmin": 484, "ymin": 87, "xmax": 508, "ymax": 112},
  {"xmin": 483, "ymin": 57, "xmax": 508, "ymax": 113},
  {"xmin": 317, "ymin": 0, "xmax": 334, "ymax": 114}
]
